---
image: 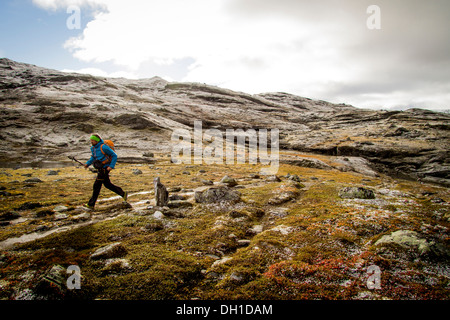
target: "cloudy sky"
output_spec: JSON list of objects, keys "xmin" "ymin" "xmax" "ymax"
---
[{"xmin": 1, "ymin": 0, "xmax": 449, "ymax": 110}]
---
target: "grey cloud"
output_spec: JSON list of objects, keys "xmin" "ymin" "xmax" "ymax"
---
[{"xmin": 225, "ymin": 1, "xmax": 450, "ymax": 60}]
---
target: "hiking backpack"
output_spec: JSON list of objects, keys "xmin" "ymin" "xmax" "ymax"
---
[{"xmin": 100, "ymin": 139, "xmax": 115, "ymax": 165}]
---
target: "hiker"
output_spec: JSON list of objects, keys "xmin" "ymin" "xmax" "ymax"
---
[{"xmin": 83, "ymin": 134, "xmax": 127, "ymax": 209}]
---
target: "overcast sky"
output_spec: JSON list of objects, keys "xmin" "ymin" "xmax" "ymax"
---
[{"xmin": 1, "ymin": 0, "xmax": 449, "ymax": 110}]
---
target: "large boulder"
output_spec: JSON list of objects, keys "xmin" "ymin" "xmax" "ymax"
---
[
  {"xmin": 374, "ymin": 230, "xmax": 449, "ymax": 257},
  {"xmin": 339, "ymin": 186, "xmax": 375, "ymax": 199},
  {"xmin": 34, "ymin": 265, "xmax": 67, "ymax": 297},
  {"xmin": 195, "ymin": 186, "xmax": 241, "ymax": 204}
]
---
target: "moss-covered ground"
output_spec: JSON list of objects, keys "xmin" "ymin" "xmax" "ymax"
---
[{"xmin": 0, "ymin": 152, "xmax": 449, "ymax": 300}]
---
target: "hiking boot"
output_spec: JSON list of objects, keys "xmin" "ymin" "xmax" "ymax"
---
[
  {"xmin": 83, "ymin": 203, "xmax": 95, "ymax": 211},
  {"xmin": 123, "ymin": 191, "xmax": 128, "ymax": 203}
]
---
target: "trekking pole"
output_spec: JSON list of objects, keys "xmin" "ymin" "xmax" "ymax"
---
[
  {"xmin": 68, "ymin": 156, "xmax": 98, "ymax": 173},
  {"xmin": 68, "ymin": 156, "xmax": 85, "ymax": 166}
]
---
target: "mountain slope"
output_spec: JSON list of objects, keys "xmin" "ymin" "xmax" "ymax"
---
[
  {"xmin": 0, "ymin": 58, "xmax": 449, "ymax": 185},
  {"xmin": 0, "ymin": 58, "xmax": 449, "ymax": 301}
]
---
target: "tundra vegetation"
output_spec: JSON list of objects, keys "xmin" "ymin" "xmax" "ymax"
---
[
  {"xmin": 0, "ymin": 152, "xmax": 448, "ymax": 300},
  {"xmin": 0, "ymin": 58, "xmax": 448, "ymax": 300}
]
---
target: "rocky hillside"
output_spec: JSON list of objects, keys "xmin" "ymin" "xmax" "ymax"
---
[
  {"xmin": 1, "ymin": 58, "xmax": 449, "ymax": 186},
  {"xmin": 0, "ymin": 58, "xmax": 449, "ymax": 301}
]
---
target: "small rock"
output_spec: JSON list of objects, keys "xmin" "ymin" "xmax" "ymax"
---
[
  {"xmin": 229, "ymin": 272, "xmax": 245, "ymax": 283},
  {"xmin": 169, "ymin": 194, "xmax": 186, "ymax": 201},
  {"xmin": 17, "ymin": 202, "xmax": 43, "ymax": 211},
  {"xmin": 153, "ymin": 211, "xmax": 164, "ymax": 219},
  {"xmin": 24, "ymin": 177, "xmax": 42, "ymax": 183},
  {"xmin": 90, "ymin": 242, "xmax": 127, "ymax": 260},
  {"xmin": 54, "ymin": 213, "xmax": 68, "ymax": 221},
  {"xmin": 53, "ymin": 205, "xmax": 68, "ymax": 213},
  {"xmin": 13, "ymin": 288, "xmax": 36, "ymax": 300},
  {"xmin": 70, "ymin": 212, "xmax": 91, "ymax": 222},
  {"xmin": 288, "ymin": 181, "xmax": 305, "ymax": 189},
  {"xmin": 47, "ymin": 170, "xmax": 59, "ymax": 176},
  {"xmin": 206, "ymin": 272, "xmax": 221, "ymax": 280},
  {"xmin": 247, "ymin": 225, "xmax": 263, "ymax": 236},
  {"xmin": 216, "ymin": 242, "xmax": 228, "ymax": 252},
  {"xmin": 249, "ymin": 207, "xmax": 265, "ymax": 218},
  {"xmin": 220, "ymin": 175, "xmax": 237, "ymax": 187},
  {"xmin": 201, "ymin": 179, "xmax": 214, "ymax": 185},
  {"xmin": 143, "ymin": 221, "xmax": 164, "ymax": 232},
  {"xmin": 211, "ymin": 256, "xmax": 232, "ymax": 268},
  {"xmin": 132, "ymin": 169, "xmax": 143, "ymax": 175},
  {"xmin": 265, "ymin": 175, "xmax": 281, "ymax": 182},
  {"xmin": 103, "ymin": 258, "xmax": 132, "ymax": 273},
  {"xmin": 108, "ymin": 235, "xmax": 123, "ymax": 242},
  {"xmin": 288, "ymin": 174, "xmax": 302, "ymax": 182},
  {"xmin": 270, "ymin": 225, "xmax": 294, "ymax": 235},
  {"xmin": 163, "ymin": 210, "xmax": 185, "ymax": 218},
  {"xmin": 167, "ymin": 200, "xmax": 193, "ymax": 208},
  {"xmin": 143, "ymin": 152, "xmax": 154, "ymax": 158},
  {"xmin": 206, "ymin": 254, "xmax": 221, "ymax": 260},
  {"xmin": 237, "ymin": 239, "xmax": 251, "ymax": 247},
  {"xmin": 0, "ymin": 211, "xmax": 21, "ymax": 221},
  {"xmin": 229, "ymin": 210, "xmax": 246, "ymax": 218},
  {"xmin": 34, "ymin": 225, "xmax": 50, "ymax": 232},
  {"xmin": 34, "ymin": 209, "xmax": 54, "ymax": 217},
  {"xmin": 268, "ymin": 191, "xmax": 297, "ymax": 205}
]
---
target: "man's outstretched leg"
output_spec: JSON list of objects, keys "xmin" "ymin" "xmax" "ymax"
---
[
  {"xmin": 103, "ymin": 170, "xmax": 127, "ymax": 202},
  {"xmin": 87, "ymin": 172, "xmax": 103, "ymax": 209}
]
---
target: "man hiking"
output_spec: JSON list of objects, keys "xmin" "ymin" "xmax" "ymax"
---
[{"xmin": 83, "ymin": 134, "xmax": 128, "ymax": 209}]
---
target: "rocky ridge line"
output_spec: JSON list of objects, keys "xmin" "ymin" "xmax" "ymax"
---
[{"xmin": 0, "ymin": 58, "xmax": 449, "ymax": 186}]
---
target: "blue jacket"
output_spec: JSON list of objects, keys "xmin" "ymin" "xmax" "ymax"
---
[{"xmin": 86, "ymin": 140, "xmax": 118, "ymax": 169}]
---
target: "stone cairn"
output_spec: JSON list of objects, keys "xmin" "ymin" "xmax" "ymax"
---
[{"xmin": 154, "ymin": 177, "xmax": 169, "ymax": 207}]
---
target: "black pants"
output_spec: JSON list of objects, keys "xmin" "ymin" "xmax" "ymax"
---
[{"xmin": 88, "ymin": 168, "xmax": 125, "ymax": 207}]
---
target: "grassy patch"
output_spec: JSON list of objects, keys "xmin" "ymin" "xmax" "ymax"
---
[{"xmin": 1, "ymin": 153, "xmax": 449, "ymax": 300}]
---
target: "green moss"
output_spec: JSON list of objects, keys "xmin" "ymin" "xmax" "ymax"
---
[{"xmin": 1, "ymin": 154, "xmax": 449, "ymax": 300}]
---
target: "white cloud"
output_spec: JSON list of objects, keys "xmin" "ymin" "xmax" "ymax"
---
[
  {"xmin": 32, "ymin": 0, "xmax": 106, "ymax": 11},
  {"xmin": 62, "ymin": 67, "xmax": 138, "ymax": 79},
  {"xmin": 59, "ymin": 1, "xmax": 358, "ymax": 95},
  {"xmin": 33, "ymin": 0, "xmax": 450, "ymax": 110}
]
